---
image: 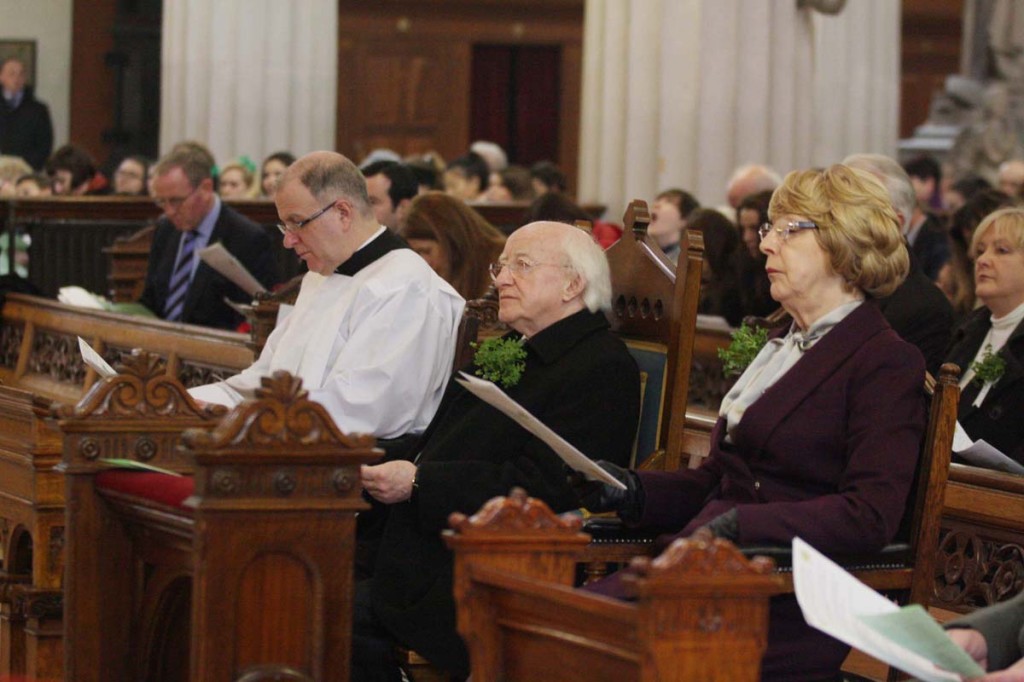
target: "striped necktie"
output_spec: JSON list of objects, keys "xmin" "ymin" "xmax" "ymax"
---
[{"xmin": 164, "ymin": 231, "xmax": 199, "ymax": 321}]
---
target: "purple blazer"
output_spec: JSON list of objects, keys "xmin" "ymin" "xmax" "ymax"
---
[
  {"xmin": 638, "ymin": 302, "xmax": 926, "ymax": 555},
  {"xmin": 625, "ymin": 302, "xmax": 926, "ymax": 681}
]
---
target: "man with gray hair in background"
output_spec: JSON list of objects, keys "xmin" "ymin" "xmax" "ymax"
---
[
  {"xmin": 726, "ymin": 163, "xmax": 783, "ymax": 209},
  {"xmin": 355, "ymin": 221, "xmax": 641, "ymax": 681},
  {"xmin": 190, "ymin": 151, "xmax": 464, "ymax": 441},
  {"xmin": 843, "ymin": 153, "xmax": 954, "ymax": 375}
]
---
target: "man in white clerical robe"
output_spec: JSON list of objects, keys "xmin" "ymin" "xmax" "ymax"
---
[{"xmin": 189, "ymin": 151, "xmax": 464, "ymax": 439}]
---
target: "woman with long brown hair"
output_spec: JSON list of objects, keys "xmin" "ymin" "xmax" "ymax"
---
[{"xmin": 401, "ymin": 191, "xmax": 506, "ymax": 300}]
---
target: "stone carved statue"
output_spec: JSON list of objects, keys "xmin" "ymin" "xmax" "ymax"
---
[
  {"xmin": 902, "ymin": 0, "xmax": 1024, "ymax": 179},
  {"xmin": 949, "ymin": 81, "xmax": 1024, "ymax": 185}
]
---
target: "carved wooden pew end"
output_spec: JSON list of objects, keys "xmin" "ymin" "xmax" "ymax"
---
[
  {"xmin": 61, "ymin": 365, "xmax": 379, "ymax": 682},
  {"xmin": 445, "ymin": 489, "xmax": 784, "ymax": 682}
]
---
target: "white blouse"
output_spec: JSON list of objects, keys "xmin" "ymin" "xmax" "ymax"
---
[{"xmin": 719, "ymin": 300, "xmax": 863, "ymax": 438}]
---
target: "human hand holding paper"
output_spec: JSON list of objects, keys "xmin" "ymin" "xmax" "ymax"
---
[
  {"xmin": 454, "ymin": 372, "xmax": 626, "ymax": 490},
  {"xmin": 793, "ymin": 537, "xmax": 984, "ymax": 682}
]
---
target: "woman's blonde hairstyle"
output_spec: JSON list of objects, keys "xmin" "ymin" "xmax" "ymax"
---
[
  {"xmin": 769, "ymin": 164, "xmax": 909, "ymax": 298},
  {"xmin": 970, "ymin": 206, "xmax": 1024, "ymax": 256},
  {"xmin": 219, "ymin": 160, "xmax": 259, "ymax": 198}
]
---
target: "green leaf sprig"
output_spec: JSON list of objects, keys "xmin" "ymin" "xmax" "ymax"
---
[
  {"xmin": 971, "ymin": 344, "xmax": 1006, "ymax": 387},
  {"xmin": 717, "ymin": 323, "xmax": 770, "ymax": 377},
  {"xmin": 472, "ymin": 337, "xmax": 527, "ymax": 388}
]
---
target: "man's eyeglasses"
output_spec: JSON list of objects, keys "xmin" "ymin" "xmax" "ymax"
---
[
  {"xmin": 488, "ymin": 258, "xmax": 568, "ymax": 281},
  {"xmin": 277, "ymin": 200, "xmax": 336, "ymax": 235},
  {"xmin": 153, "ymin": 184, "xmax": 200, "ymax": 211},
  {"xmin": 758, "ymin": 221, "xmax": 819, "ymax": 242}
]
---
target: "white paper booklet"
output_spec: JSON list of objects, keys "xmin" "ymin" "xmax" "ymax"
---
[
  {"xmin": 454, "ymin": 371, "xmax": 626, "ymax": 489},
  {"xmin": 199, "ymin": 242, "xmax": 266, "ymax": 297},
  {"xmin": 77, "ymin": 336, "xmax": 117, "ymax": 378},
  {"xmin": 59, "ymin": 286, "xmax": 107, "ymax": 310},
  {"xmin": 953, "ymin": 421, "xmax": 1024, "ymax": 475},
  {"xmin": 792, "ymin": 537, "xmax": 984, "ymax": 682}
]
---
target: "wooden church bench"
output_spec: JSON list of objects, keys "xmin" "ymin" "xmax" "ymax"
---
[
  {"xmin": 58, "ymin": 362, "xmax": 376, "ymax": 682},
  {"xmin": 445, "ymin": 488, "xmax": 784, "ymax": 681}
]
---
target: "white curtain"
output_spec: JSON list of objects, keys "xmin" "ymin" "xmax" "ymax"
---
[
  {"xmin": 160, "ymin": 0, "xmax": 337, "ymax": 165},
  {"xmin": 578, "ymin": 0, "xmax": 901, "ymax": 214}
]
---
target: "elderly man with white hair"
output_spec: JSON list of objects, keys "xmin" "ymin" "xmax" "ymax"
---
[{"xmin": 355, "ymin": 221, "xmax": 641, "ymax": 681}]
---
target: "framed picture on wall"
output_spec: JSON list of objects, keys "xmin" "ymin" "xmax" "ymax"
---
[{"xmin": 0, "ymin": 40, "xmax": 37, "ymax": 84}]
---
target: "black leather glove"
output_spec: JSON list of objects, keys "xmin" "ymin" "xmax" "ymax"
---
[
  {"xmin": 569, "ymin": 460, "xmax": 645, "ymax": 524},
  {"xmin": 702, "ymin": 508, "xmax": 740, "ymax": 542}
]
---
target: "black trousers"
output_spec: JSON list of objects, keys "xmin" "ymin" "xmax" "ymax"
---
[{"xmin": 351, "ymin": 580, "xmax": 404, "ymax": 682}]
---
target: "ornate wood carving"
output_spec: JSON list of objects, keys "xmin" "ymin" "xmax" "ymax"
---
[
  {"xmin": 934, "ymin": 528, "xmax": 1024, "ymax": 611},
  {"xmin": 185, "ymin": 372, "xmax": 378, "ymax": 506},
  {"xmin": 0, "ymin": 573, "xmax": 31, "ymax": 607},
  {"xmin": 0, "ymin": 321, "xmax": 23, "ymax": 368},
  {"xmin": 184, "ymin": 372, "xmax": 372, "ymax": 450},
  {"xmin": 177, "ymin": 361, "xmax": 231, "ymax": 389},
  {"xmin": 447, "ymin": 486, "xmax": 583, "ymax": 536},
  {"xmin": 688, "ymin": 360, "xmax": 732, "ymax": 409},
  {"xmin": 9, "ymin": 585, "xmax": 62, "ymax": 621},
  {"xmin": 56, "ymin": 350, "xmax": 218, "ymax": 421},
  {"xmin": 27, "ymin": 330, "xmax": 86, "ymax": 384},
  {"xmin": 100, "ymin": 343, "xmax": 134, "ymax": 370}
]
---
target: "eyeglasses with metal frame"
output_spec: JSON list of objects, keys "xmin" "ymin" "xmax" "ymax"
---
[
  {"xmin": 276, "ymin": 200, "xmax": 337, "ymax": 235},
  {"xmin": 758, "ymin": 220, "xmax": 819, "ymax": 242}
]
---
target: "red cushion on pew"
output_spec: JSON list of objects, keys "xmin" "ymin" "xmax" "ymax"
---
[{"xmin": 95, "ymin": 471, "xmax": 195, "ymax": 510}]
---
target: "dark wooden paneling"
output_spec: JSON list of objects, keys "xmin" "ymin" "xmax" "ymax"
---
[
  {"xmin": 511, "ymin": 46, "xmax": 560, "ymax": 164},
  {"xmin": 337, "ymin": 0, "xmax": 583, "ymax": 191},
  {"xmin": 470, "ymin": 46, "xmax": 514, "ymax": 151},
  {"xmin": 901, "ymin": 0, "xmax": 964, "ymax": 139},
  {"xmin": 70, "ymin": 0, "xmax": 117, "ymax": 165}
]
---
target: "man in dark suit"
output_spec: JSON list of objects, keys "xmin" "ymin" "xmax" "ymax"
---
[
  {"xmin": 0, "ymin": 57, "xmax": 52, "ymax": 170},
  {"xmin": 845, "ymin": 153, "xmax": 954, "ymax": 375},
  {"xmin": 878, "ymin": 253, "xmax": 954, "ymax": 377},
  {"xmin": 354, "ymin": 221, "xmax": 641, "ymax": 681},
  {"xmin": 139, "ymin": 146, "xmax": 279, "ymax": 329}
]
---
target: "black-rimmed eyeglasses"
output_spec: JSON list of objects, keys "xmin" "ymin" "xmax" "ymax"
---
[{"xmin": 277, "ymin": 200, "xmax": 336, "ymax": 235}]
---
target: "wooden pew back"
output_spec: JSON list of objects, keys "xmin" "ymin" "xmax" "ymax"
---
[
  {"xmin": 0, "ymin": 293, "xmax": 253, "ymax": 404},
  {"xmin": 604, "ymin": 200, "xmax": 704, "ymax": 471},
  {"xmin": 58, "ymin": 362, "xmax": 376, "ymax": 682},
  {"xmin": 0, "ymin": 198, "xmax": 606, "ymax": 304},
  {"xmin": 445, "ymin": 489, "xmax": 784, "ymax": 682}
]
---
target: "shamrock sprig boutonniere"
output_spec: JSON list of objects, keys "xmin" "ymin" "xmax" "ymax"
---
[
  {"xmin": 971, "ymin": 344, "xmax": 1006, "ymax": 387},
  {"xmin": 472, "ymin": 337, "xmax": 527, "ymax": 388},
  {"xmin": 717, "ymin": 323, "xmax": 770, "ymax": 377}
]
